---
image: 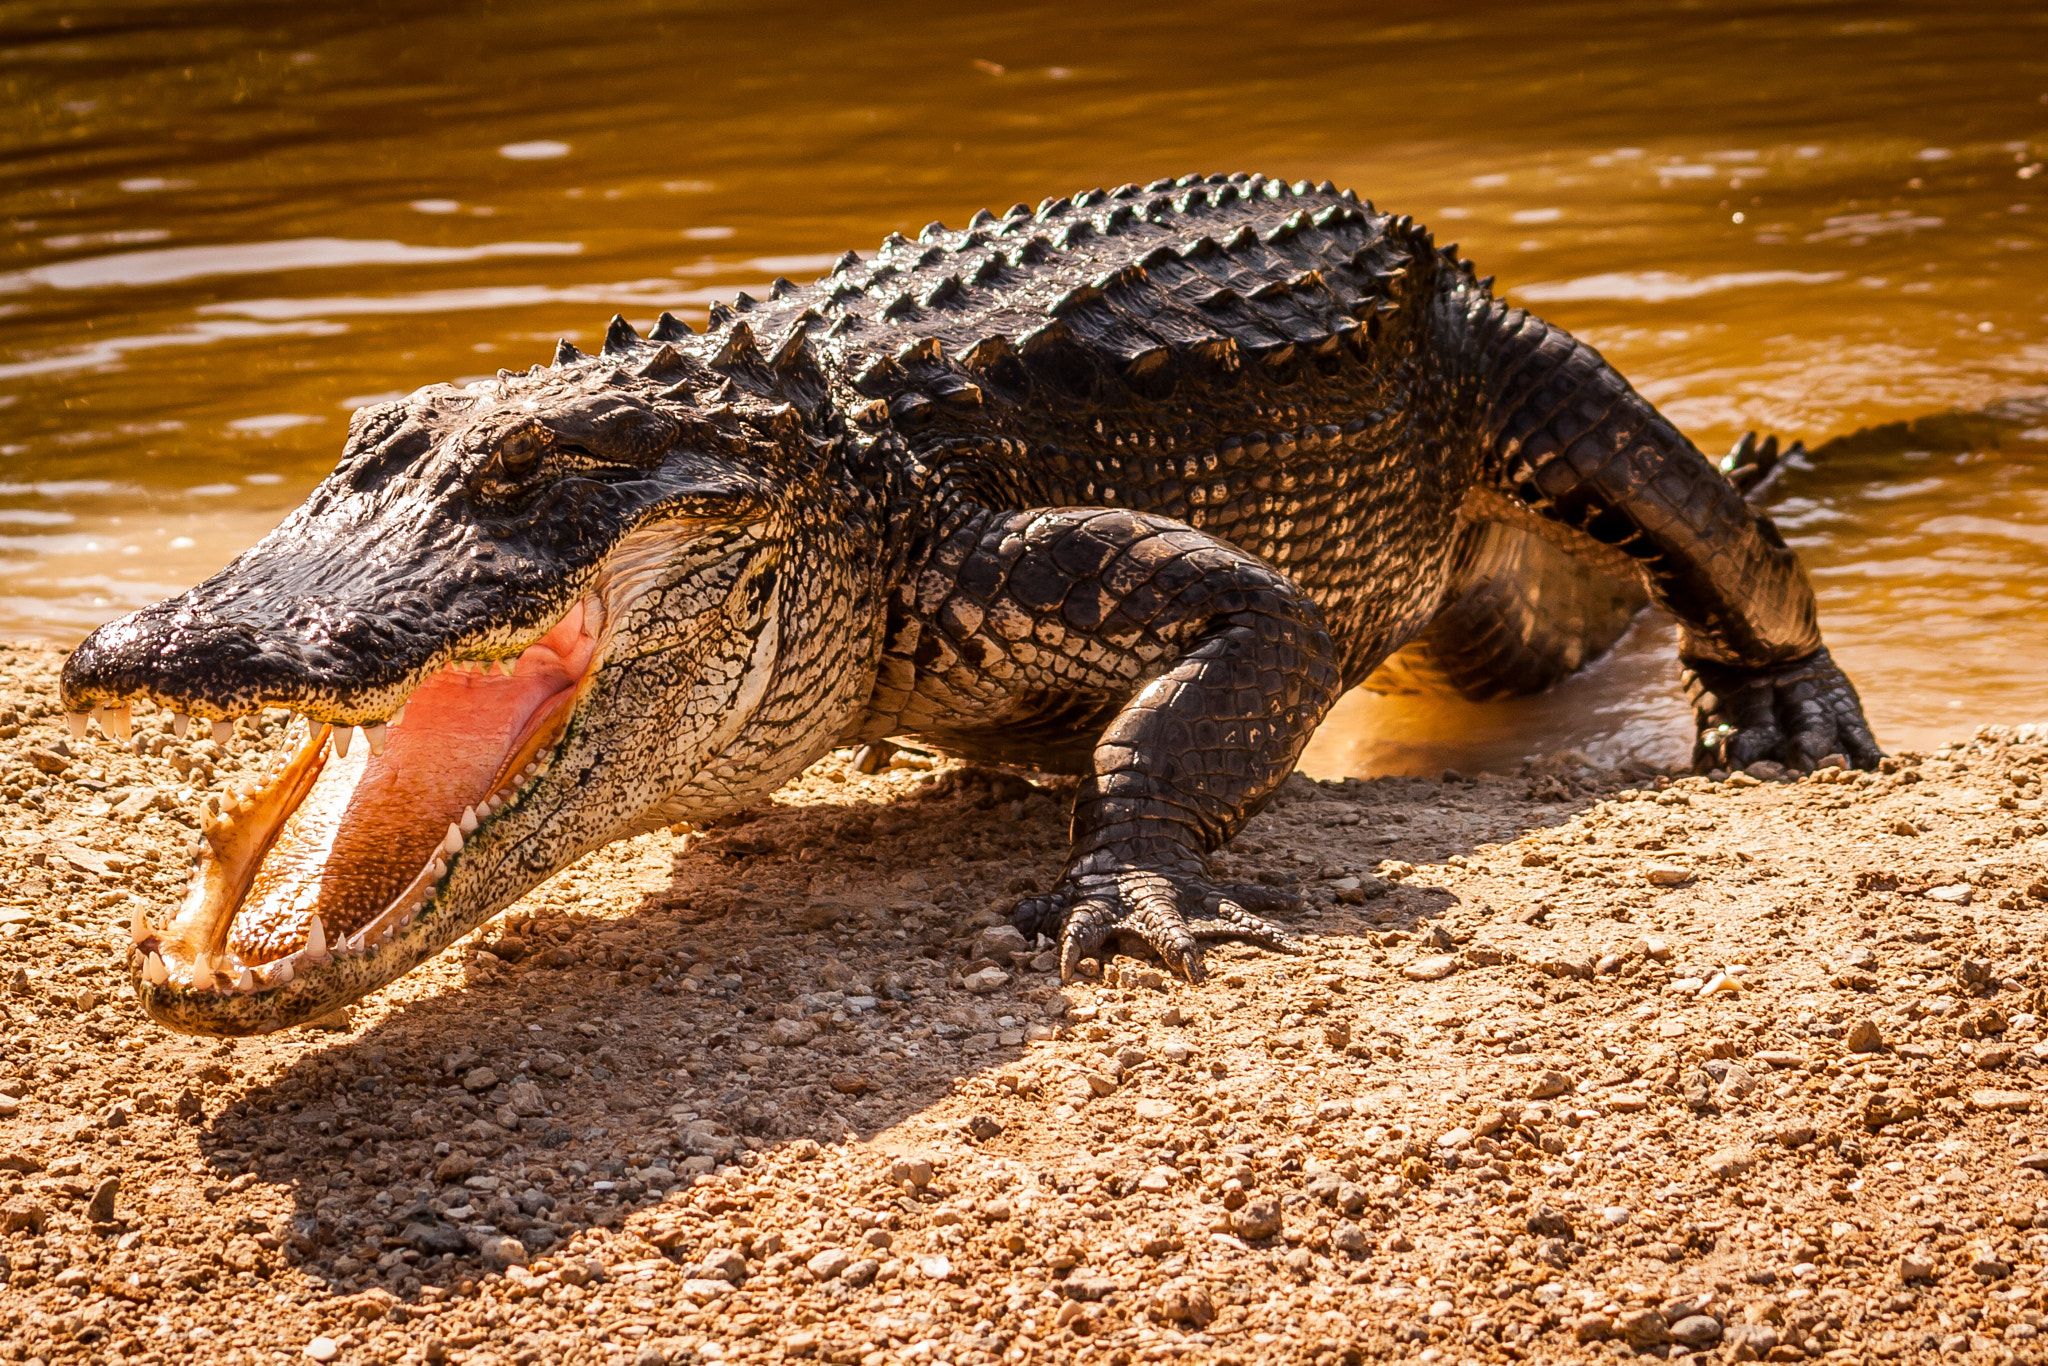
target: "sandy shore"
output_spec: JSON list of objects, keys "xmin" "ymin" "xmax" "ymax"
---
[{"xmin": 2, "ymin": 637, "xmax": 2047, "ymax": 1366}]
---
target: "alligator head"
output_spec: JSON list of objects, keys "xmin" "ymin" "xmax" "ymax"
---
[{"xmin": 60, "ymin": 333, "xmax": 883, "ymax": 1035}]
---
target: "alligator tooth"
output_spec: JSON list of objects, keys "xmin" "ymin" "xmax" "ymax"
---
[
  {"xmin": 443, "ymin": 824, "xmax": 464, "ymax": 855},
  {"xmin": 99, "ymin": 704, "xmax": 132, "ymax": 742},
  {"xmin": 391, "ymin": 704, "xmax": 407, "ymax": 727},
  {"xmin": 431, "ymin": 858, "xmax": 447, "ymax": 879},
  {"xmin": 498, "ymin": 658, "xmax": 518, "ymax": 676},
  {"xmin": 307, "ymin": 915, "xmax": 327, "ymax": 958},
  {"xmin": 364, "ymin": 721, "xmax": 387, "ymax": 756},
  {"xmin": 237, "ymin": 967, "xmax": 257, "ymax": 992},
  {"xmin": 172, "ymin": 713, "xmax": 190, "ymax": 739},
  {"xmin": 66, "ymin": 711, "xmax": 89, "ymax": 740},
  {"xmin": 480, "ymin": 796, "xmax": 498, "ymax": 815},
  {"xmin": 211, "ymin": 718, "xmax": 234, "ymax": 744},
  {"xmin": 522, "ymin": 762, "xmax": 538, "ymax": 777},
  {"xmin": 191, "ymin": 950, "xmax": 211, "ymax": 980},
  {"xmin": 129, "ymin": 904, "xmax": 150, "ymax": 946},
  {"xmin": 142, "ymin": 953, "xmax": 168, "ymax": 985},
  {"xmin": 460, "ymin": 806, "xmax": 478, "ymax": 834},
  {"xmin": 332, "ymin": 726, "xmax": 353, "ymax": 759}
]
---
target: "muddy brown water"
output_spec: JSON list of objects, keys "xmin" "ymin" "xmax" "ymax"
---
[{"xmin": 2, "ymin": 0, "xmax": 2044, "ymax": 775}]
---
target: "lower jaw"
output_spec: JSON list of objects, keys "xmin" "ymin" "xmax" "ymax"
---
[{"xmin": 131, "ymin": 693, "xmax": 580, "ymax": 1032}]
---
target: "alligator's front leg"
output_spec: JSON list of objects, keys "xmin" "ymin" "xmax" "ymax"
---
[{"xmin": 878, "ymin": 506, "xmax": 1342, "ymax": 979}]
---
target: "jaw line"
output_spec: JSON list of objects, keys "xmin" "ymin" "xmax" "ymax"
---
[{"xmin": 120, "ymin": 516, "xmax": 759, "ymax": 1035}]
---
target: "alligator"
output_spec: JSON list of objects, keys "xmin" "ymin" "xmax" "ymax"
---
[{"xmin": 59, "ymin": 171, "xmax": 1880, "ymax": 1036}]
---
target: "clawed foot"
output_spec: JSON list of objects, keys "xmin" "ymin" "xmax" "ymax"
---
[
  {"xmin": 1687, "ymin": 645, "xmax": 1882, "ymax": 773},
  {"xmin": 1011, "ymin": 868, "xmax": 1305, "ymax": 982}
]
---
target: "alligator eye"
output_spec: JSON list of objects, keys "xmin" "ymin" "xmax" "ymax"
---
[{"xmin": 498, "ymin": 429, "xmax": 543, "ymax": 480}]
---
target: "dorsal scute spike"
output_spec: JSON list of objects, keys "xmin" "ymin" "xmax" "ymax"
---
[
  {"xmin": 649, "ymin": 311, "xmax": 695, "ymax": 341},
  {"xmin": 918, "ymin": 220, "xmax": 948, "ymax": 243},
  {"xmin": 960, "ymin": 335, "xmax": 1016, "ymax": 372},
  {"xmin": 1036, "ymin": 196, "xmax": 1071, "ymax": 220},
  {"xmin": 496, "ymin": 368, "xmax": 517, "ymax": 381},
  {"xmin": 552, "ymin": 338, "xmax": 587, "ymax": 367},
  {"xmin": 771, "ymin": 325, "xmax": 817, "ymax": 372},
  {"xmin": 1145, "ymin": 176, "xmax": 1173, "ymax": 192},
  {"xmin": 919, "ymin": 274, "xmax": 963, "ymax": 308},
  {"xmin": 769, "ymin": 276, "xmax": 798, "ymax": 299},
  {"xmin": 896, "ymin": 337, "xmax": 943, "ymax": 365},
  {"xmin": 603, "ymin": 314, "xmax": 643, "ymax": 355},
  {"xmin": 831, "ymin": 249, "xmax": 862, "ymax": 275},
  {"xmin": 968, "ymin": 207, "xmax": 996, "ymax": 228},
  {"xmin": 637, "ymin": 343, "xmax": 686, "ymax": 379},
  {"xmin": 1004, "ymin": 202, "xmax": 1032, "ymax": 218},
  {"xmin": 881, "ymin": 231, "xmax": 912, "ymax": 251},
  {"xmin": 710, "ymin": 320, "xmax": 762, "ymax": 370},
  {"xmin": 706, "ymin": 301, "xmax": 736, "ymax": 329},
  {"xmin": 731, "ymin": 291, "xmax": 760, "ymax": 313}
]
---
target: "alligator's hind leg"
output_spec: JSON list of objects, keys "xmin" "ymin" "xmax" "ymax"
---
[
  {"xmin": 1366, "ymin": 519, "xmax": 1648, "ymax": 702},
  {"xmin": 1471, "ymin": 303, "xmax": 1879, "ymax": 770}
]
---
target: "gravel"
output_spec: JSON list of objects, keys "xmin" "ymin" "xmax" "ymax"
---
[{"xmin": 1, "ymin": 643, "xmax": 2047, "ymax": 1363}]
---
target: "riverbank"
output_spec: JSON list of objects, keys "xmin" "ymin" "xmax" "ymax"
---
[{"xmin": 2, "ymin": 638, "xmax": 2046, "ymax": 1365}]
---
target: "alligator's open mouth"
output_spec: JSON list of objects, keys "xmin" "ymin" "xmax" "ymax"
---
[{"xmin": 126, "ymin": 597, "xmax": 605, "ymax": 1018}]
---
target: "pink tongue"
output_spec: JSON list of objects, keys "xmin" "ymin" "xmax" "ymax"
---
[{"xmin": 231, "ymin": 603, "xmax": 597, "ymax": 954}]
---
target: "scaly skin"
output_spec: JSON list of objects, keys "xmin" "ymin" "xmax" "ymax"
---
[{"xmin": 59, "ymin": 171, "xmax": 1877, "ymax": 1034}]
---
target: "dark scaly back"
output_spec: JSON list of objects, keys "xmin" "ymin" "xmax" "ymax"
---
[{"xmin": 670, "ymin": 171, "xmax": 1501, "ymax": 686}]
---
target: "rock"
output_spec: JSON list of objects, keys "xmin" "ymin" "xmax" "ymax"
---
[
  {"xmin": 768, "ymin": 1019, "xmax": 818, "ymax": 1047},
  {"xmin": 1845, "ymin": 1018, "xmax": 1884, "ymax": 1053},
  {"xmin": 1970, "ymin": 1248, "xmax": 2012, "ymax": 1279},
  {"xmin": 1330, "ymin": 1222, "xmax": 1369, "ymax": 1256},
  {"xmin": 460, "ymin": 1066, "xmax": 498, "ymax": 1092},
  {"xmin": 972, "ymin": 925, "xmax": 1029, "ymax": 960},
  {"xmin": 1863, "ymin": 1088, "xmax": 1925, "ymax": 1127},
  {"xmin": 962, "ymin": 966, "xmax": 1010, "ymax": 994},
  {"xmin": 1899, "ymin": 1250, "xmax": 1938, "ymax": 1282},
  {"xmin": 1525, "ymin": 1206, "xmax": 1573, "ymax": 1239},
  {"xmin": 829, "ymin": 1073, "xmax": 871, "ymax": 1095},
  {"xmin": 1716, "ymin": 1062, "xmax": 1756, "ymax": 1101},
  {"xmin": 682, "ymin": 1278, "xmax": 734, "ymax": 1303},
  {"xmin": 1573, "ymin": 1313, "xmax": 1614, "ymax": 1344},
  {"xmin": 507, "ymin": 1081, "xmax": 547, "ymax": 1117},
  {"xmin": 965, "ymin": 1113, "xmax": 1003, "ymax": 1141},
  {"xmin": 1669, "ymin": 1315, "xmax": 1723, "ymax": 1347},
  {"xmin": 1971, "ymin": 1089, "xmax": 2036, "ymax": 1113},
  {"xmin": 917, "ymin": 1254, "xmax": 954, "ymax": 1281},
  {"xmin": 1402, "ymin": 955, "xmax": 1455, "ymax": 981},
  {"xmin": 807, "ymin": 1248, "xmax": 851, "ymax": 1280},
  {"xmin": 1703, "ymin": 1146, "xmax": 1756, "ymax": 1180},
  {"xmin": 434, "ymin": 1152, "xmax": 476, "ymax": 1183},
  {"xmin": 1616, "ymin": 1307, "xmax": 1671, "ymax": 1347},
  {"xmin": 1645, "ymin": 864, "xmax": 1693, "ymax": 886},
  {"xmin": 693, "ymin": 1248, "xmax": 746, "ymax": 1284},
  {"xmin": 1, "ymin": 1196, "xmax": 47, "ymax": 1233},
  {"xmin": 1230, "ymin": 1196, "xmax": 1282, "ymax": 1241},
  {"xmin": 86, "ymin": 1175, "xmax": 118, "ymax": 1222},
  {"xmin": 888, "ymin": 1158, "xmax": 934, "ymax": 1189},
  {"xmin": 1723, "ymin": 1323, "xmax": 1778, "ymax": 1360},
  {"xmin": 1151, "ymin": 1280, "xmax": 1216, "ymax": 1327},
  {"xmin": 1528, "ymin": 1069, "xmax": 1570, "ymax": 1099},
  {"xmin": 841, "ymin": 1257, "xmax": 880, "ymax": 1287},
  {"xmin": 478, "ymin": 1235, "xmax": 526, "ymax": 1271},
  {"xmin": 305, "ymin": 1338, "xmax": 339, "ymax": 1362}
]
